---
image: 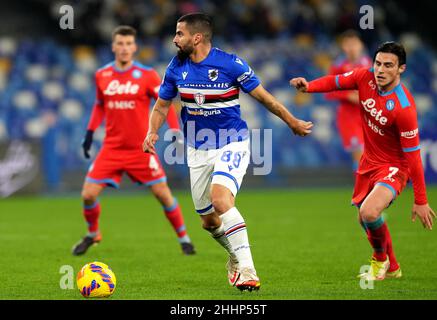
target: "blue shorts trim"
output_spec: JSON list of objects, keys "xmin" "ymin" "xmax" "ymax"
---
[
  {"xmin": 86, "ymin": 177, "xmax": 119, "ymax": 189},
  {"xmin": 211, "ymin": 171, "xmax": 239, "ymax": 192},
  {"xmin": 142, "ymin": 176, "xmax": 167, "ymax": 187},
  {"xmin": 196, "ymin": 204, "xmax": 213, "ymax": 214},
  {"xmin": 375, "ymin": 182, "xmax": 397, "ymax": 200}
]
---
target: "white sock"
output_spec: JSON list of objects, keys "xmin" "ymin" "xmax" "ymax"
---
[
  {"xmin": 220, "ymin": 207, "xmax": 254, "ymax": 269},
  {"xmin": 209, "ymin": 223, "xmax": 238, "ymax": 262}
]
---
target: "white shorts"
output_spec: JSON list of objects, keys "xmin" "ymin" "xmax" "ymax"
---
[{"xmin": 187, "ymin": 139, "xmax": 250, "ymax": 215}]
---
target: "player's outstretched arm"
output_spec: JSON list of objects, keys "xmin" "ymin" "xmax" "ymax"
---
[
  {"xmin": 143, "ymin": 98, "xmax": 172, "ymax": 154},
  {"xmin": 249, "ymin": 84, "xmax": 313, "ymax": 136},
  {"xmin": 290, "ymin": 70, "xmax": 360, "ymax": 93}
]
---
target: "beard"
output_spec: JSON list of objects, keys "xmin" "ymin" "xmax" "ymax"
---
[{"xmin": 176, "ymin": 44, "xmax": 193, "ymax": 61}]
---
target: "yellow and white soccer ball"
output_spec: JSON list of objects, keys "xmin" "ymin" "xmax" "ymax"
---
[{"xmin": 77, "ymin": 262, "xmax": 116, "ymax": 298}]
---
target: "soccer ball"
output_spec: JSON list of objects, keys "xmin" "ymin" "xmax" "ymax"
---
[{"xmin": 77, "ymin": 262, "xmax": 116, "ymax": 298}]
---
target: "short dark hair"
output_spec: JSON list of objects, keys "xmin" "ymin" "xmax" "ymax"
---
[
  {"xmin": 177, "ymin": 13, "xmax": 213, "ymax": 42},
  {"xmin": 340, "ymin": 29, "xmax": 362, "ymax": 42},
  {"xmin": 112, "ymin": 25, "xmax": 137, "ymax": 41},
  {"xmin": 373, "ymin": 41, "xmax": 406, "ymax": 66}
]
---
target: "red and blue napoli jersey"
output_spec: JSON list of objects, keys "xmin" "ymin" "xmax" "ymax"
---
[
  {"xmin": 93, "ymin": 61, "xmax": 162, "ymax": 149},
  {"xmin": 310, "ymin": 67, "xmax": 421, "ymax": 168},
  {"xmin": 159, "ymin": 47, "xmax": 260, "ymax": 149},
  {"xmin": 336, "ymin": 68, "xmax": 420, "ymax": 167}
]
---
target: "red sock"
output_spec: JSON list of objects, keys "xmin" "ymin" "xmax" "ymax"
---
[
  {"xmin": 385, "ymin": 227, "xmax": 399, "ymax": 271},
  {"xmin": 163, "ymin": 198, "xmax": 188, "ymax": 239},
  {"xmin": 83, "ymin": 201, "xmax": 101, "ymax": 234},
  {"xmin": 362, "ymin": 217, "xmax": 388, "ymax": 261}
]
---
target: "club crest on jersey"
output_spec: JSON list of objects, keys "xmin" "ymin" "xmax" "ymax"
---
[
  {"xmin": 194, "ymin": 92, "xmax": 205, "ymax": 106},
  {"xmin": 386, "ymin": 99, "xmax": 395, "ymax": 111},
  {"xmin": 208, "ymin": 69, "xmax": 219, "ymax": 81},
  {"xmin": 132, "ymin": 69, "xmax": 142, "ymax": 79}
]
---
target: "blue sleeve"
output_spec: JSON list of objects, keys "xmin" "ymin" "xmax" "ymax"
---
[
  {"xmin": 158, "ymin": 59, "xmax": 178, "ymax": 101},
  {"xmin": 229, "ymin": 55, "xmax": 261, "ymax": 93}
]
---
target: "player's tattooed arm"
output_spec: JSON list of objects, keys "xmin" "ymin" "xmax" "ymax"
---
[
  {"xmin": 249, "ymin": 84, "xmax": 313, "ymax": 137},
  {"xmin": 143, "ymin": 98, "xmax": 172, "ymax": 153}
]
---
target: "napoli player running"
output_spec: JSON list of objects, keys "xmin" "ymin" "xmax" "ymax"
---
[
  {"xmin": 290, "ymin": 42, "xmax": 435, "ymax": 280},
  {"xmin": 325, "ymin": 30, "xmax": 371, "ymax": 171},
  {"xmin": 143, "ymin": 13, "xmax": 313, "ymax": 291},
  {"xmin": 72, "ymin": 26, "xmax": 196, "ymax": 256}
]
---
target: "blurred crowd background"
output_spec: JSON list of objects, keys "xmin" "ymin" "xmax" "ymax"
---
[{"xmin": 1, "ymin": 0, "xmax": 437, "ymax": 196}]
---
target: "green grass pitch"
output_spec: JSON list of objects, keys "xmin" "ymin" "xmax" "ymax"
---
[{"xmin": 1, "ymin": 186, "xmax": 436, "ymax": 300}]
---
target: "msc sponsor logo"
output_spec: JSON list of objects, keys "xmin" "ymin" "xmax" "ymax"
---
[
  {"xmin": 187, "ymin": 108, "xmax": 221, "ymax": 117},
  {"xmin": 104, "ymin": 80, "xmax": 139, "ymax": 95},
  {"xmin": 107, "ymin": 100, "xmax": 135, "ymax": 109},
  {"xmin": 401, "ymin": 128, "xmax": 419, "ymax": 139}
]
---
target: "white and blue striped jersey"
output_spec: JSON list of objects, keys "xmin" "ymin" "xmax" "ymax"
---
[{"xmin": 159, "ymin": 47, "xmax": 260, "ymax": 149}]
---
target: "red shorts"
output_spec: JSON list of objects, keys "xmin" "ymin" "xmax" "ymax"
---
[
  {"xmin": 337, "ymin": 105, "xmax": 364, "ymax": 152},
  {"xmin": 86, "ymin": 147, "xmax": 166, "ymax": 188},
  {"xmin": 351, "ymin": 159, "xmax": 409, "ymax": 207}
]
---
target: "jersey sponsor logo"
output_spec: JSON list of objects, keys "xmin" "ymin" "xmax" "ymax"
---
[
  {"xmin": 182, "ymin": 82, "xmax": 230, "ymax": 89},
  {"xmin": 401, "ymin": 128, "xmax": 419, "ymax": 139},
  {"xmin": 182, "ymin": 71, "xmax": 188, "ymax": 80},
  {"xmin": 186, "ymin": 108, "xmax": 221, "ymax": 117},
  {"xmin": 107, "ymin": 100, "xmax": 135, "ymax": 109},
  {"xmin": 194, "ymin": 92, "xmax": 205, "ymax": 106},
  {"xmin": 386, "ymin": 99, "xmax": 395, "ymax": 111},
  {"xmin": 104, "ymin": 80, "xmax": 139, "ymax": 96},
  {"xmin": 366, "ymin": 117, "xmax": 384, "ymax": 136},
  {"xmin": 208, "ymin": 69, "xmax": 219, "ymax": 81},
  {"xmin": 361, "ymin": 98, "xmax": 388, "ymax": 126}
]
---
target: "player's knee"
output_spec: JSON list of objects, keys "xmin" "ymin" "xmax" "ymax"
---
[
  {"xmin": 211, "ymin": 196, "xmax": 232, "ymax": 215},
  {"xmin": 359, "ymin": 206, "xmax": 380, "ymax": 222},
  {"xmin": 81, "ymin": 188, "xmax": 98, "ymax": 203},
  {"xmin": 201, "ymin": 215, "xmax": 221, "ymax": 230}
]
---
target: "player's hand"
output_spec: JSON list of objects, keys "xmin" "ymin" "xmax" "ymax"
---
[
  {"xmin": 81, "ymin": 130, "xmax": 94, "ymax": 159},
  {"xmin": 412, "ymin": 203, "xmax": 436, "ymax": 230},
  {"xmin": 289, "ymin": 77, "xmax": 309, "ymax": 92},
  {"xmin": 290, "ymin": 119, "xmax": 313, "ymax": 137},
  {"xmin": 143, "ymin": 131, "xmax": 159, "ymax": 154}
]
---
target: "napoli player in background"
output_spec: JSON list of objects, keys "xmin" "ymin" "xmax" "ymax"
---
[
  {"xmin": 290, "ymin": 42, "xmax": 436, "ymax": 281},
  {"xmin": 143, "ymin": 13, "xmax": 313, "ymax": 291},
  {"xmin": 325, "ymin": 30, "xmax": 371, "ymax": 172},
  {"xmin": 72, "ymin": 26, "xmax": 196, "ymax": 256}
]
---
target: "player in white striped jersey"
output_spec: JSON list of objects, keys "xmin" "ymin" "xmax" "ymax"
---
[{"xmin": 143, "ymin": 13, "xmax": 313, "ymax": 291}]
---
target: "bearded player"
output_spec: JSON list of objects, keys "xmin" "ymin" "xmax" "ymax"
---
[
  {"xmin": 325, "ymin": 30, "xmax": 371, "ymax": 171},
  {"xmin": 143, "ymin": 13, "xmax": 312, "ymax": 291},
  {"xmin": 290, "ymin": 42, "xmax": 435, "ymax": 280},
  {"xmin": 72, "ymin": 26, "xmax": 195, "ymax": 256}
]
